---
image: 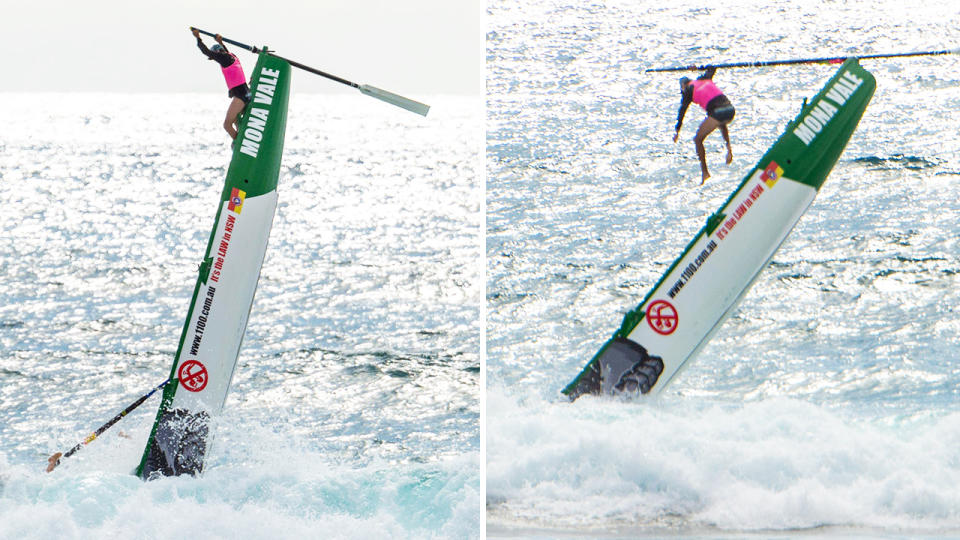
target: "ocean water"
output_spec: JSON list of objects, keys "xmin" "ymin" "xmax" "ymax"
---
[
  {"xmin": 0, "ymin": 93, "xmax": 482, "ymax": 538},
  {"xmin": 487, "ymin": 0, "xmax": 960, "ymax": 536}
]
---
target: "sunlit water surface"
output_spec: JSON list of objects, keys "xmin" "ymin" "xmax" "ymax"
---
[{"xmin": 487, "ymin": 0, "xmax": 960, "ymax": 536}]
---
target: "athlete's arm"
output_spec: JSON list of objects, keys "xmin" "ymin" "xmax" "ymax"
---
[
  {"xmin": 196, "ymin": 36, "xmax": 215, "ymax": 59},
  {"xmin": 215, "ymin": 34, "xmax": 229, "ymax": 54},
  {"xmin": 197, "ymin": 39, "xmax": 234, "ymax": 68},
  {"xmin": 675, "ymin": 85, "xmax": 693, "ymax": 133},
  {"xmin": 698, "ymin": 67, "xmax": 717, "ymax": 80}
]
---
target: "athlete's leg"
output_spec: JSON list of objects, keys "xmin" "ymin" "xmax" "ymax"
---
[
  {"xmin": 223, "ymin": 97, "xmax": 246, "ymax": 139},
  {"xmin": 719, "ymin": 122, "xmax": 733, "ymax": 164},
  {"xmin": 694, "ymin": 116, "xmax": 720, "ymax": 184}
]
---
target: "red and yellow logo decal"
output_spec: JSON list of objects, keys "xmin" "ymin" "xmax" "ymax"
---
[
  {"xmin": 227, "ymin": 187, "xmax": 246, "ymax": 214},
  {"xmin": 761, "ymin": 161, "xmax": 783, "ymax": 188}
]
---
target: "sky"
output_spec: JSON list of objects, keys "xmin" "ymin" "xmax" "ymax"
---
[{"xmin": 1, "ymin": 0, "xmax": 483, "ymax": 95}]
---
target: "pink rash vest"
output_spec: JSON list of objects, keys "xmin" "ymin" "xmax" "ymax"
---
[
  {"xmin": 221, "ymin": 53, "xmax": 246, "ymax": 90},
  {"xmin": 690, "ymin": 79, "xmax": 723, "ymax": 110}
]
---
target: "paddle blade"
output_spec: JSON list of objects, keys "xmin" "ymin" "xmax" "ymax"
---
[{"xmin": 359, "ymin": 84, "xmax": 430, "ymax": 116}]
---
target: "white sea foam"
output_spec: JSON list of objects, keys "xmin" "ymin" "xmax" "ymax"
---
[{"xmin": 488, "ymin": 391, "xmax": 960, "ymax": 534}]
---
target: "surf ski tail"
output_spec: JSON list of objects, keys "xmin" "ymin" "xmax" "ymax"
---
[
  {"xmin": 135, "ymin": 50, "xmax": 291, "ymax": 479},
  {"xmin": 563, "ymin": 58, "xmax": 876, "ymax": 401}
]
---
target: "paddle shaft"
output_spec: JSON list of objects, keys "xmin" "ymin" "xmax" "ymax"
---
[
  {"xmin": 192, "ymin": 27, "xmax": 360, "ymax": 89},
  {"xmin": 47, "ymin": 378, "xmax": 174, "ymax": 472},
  {"xmin": 192, "ymin": 26, "xmax": 259, "ymax": 54},
  {"xmin": 645, "ymin": 48, "xmax": 960, "ymax": 72}
]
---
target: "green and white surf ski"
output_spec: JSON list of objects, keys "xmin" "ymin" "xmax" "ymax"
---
[
  {"xmin": 136, "ymin": 50, "xmax": 291, "ymax": 478},
  {"xmin": 563, "ymin": 59, "xmax": 876, "ymax": 401}
]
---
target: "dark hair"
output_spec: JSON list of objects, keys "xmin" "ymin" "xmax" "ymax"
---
[{"xmin": 679, "ymin": 76, "xmax": 691, "ymax": 86}]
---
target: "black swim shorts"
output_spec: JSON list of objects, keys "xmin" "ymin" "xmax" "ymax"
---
[
  {"xmin": 228, "ymin": 83, "xmax": 252, "ymax": 104},
  {"xmin": 709, "ymin": 104, "xmax": 735, "ymax": 122}
]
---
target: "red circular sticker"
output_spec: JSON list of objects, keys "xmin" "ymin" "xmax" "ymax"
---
[
  {"xmin": 178, "ymin": 360, "xmax": 209, "ymax": 392},
  {"xmin": 646, "ymin": 300, "xmax": 678, "ymax": 335}
]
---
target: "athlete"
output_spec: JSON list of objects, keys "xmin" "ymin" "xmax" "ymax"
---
[
  {"xmin": 673, "ymin": 67, "xmax": 736, "ymax": 184},
  {"xmin": 192, "ymin": 28, "xmax": 250, "ymax": 140}
]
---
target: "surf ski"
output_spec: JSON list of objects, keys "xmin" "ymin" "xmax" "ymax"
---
[
  {"xmin": 136, "ymin": 49, "xmax": 291, "ymax": 478},
  {"xmin": 563, "ymin": 58, "xmax": 876, "ymax": 401}
]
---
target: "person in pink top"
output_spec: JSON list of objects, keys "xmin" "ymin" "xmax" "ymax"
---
[
  {"xmin": 673, "ymin": 67, "xmax": 736, "ymax": 184},
  {"xmin": 192, "ymin": 28, "xmax": 251, "ymax": 140}
]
